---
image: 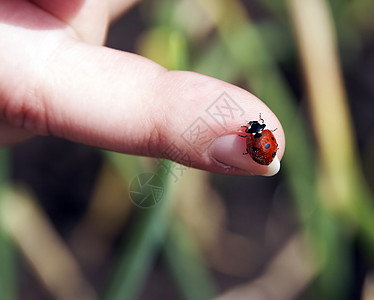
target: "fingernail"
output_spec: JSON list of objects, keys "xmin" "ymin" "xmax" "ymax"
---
[
  {"xmin": 209, "ymin": 135, "xmax": 281, "ymax": 176},
  {"xmin": 262, "ymin": 156, "xmax": 280, "ymax": 176}
]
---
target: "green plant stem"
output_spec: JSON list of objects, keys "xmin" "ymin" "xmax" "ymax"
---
[{"xmin": 163, "ymin": 218, "xmax": 217, "ymax": 300}]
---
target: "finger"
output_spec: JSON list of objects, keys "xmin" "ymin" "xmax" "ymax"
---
[
  {"xmin": 30, "ymin": 0, "xmax": 109, "ymax": 44},
  {"xmin": 0, "ymin": 120, "xmax": 34, "ymax": 145},
  {"xmin": 30, "ymin": 0, "xmax": 141, "ymax": 44},
  {"xmin": 2, "ymin": 41, "xmax": 285, "ymax": 176}
]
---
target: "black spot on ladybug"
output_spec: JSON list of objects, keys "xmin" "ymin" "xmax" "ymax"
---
[
  {"xmin": 272, "ymin": 152, "xmax": 276, "ymax": 158},
  {"xmin": 271, "ymin": 137, "xmax": 274, "ymax": 140},
  {"xmin": 252, "ymin": 146, "xmax": 258, "ymax": 153},
  {"xmin": 264, "ymin": 143, "xmax": 270, "ymax": 149}
]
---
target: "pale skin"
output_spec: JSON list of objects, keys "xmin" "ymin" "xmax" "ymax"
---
[{"xmin": 0, "ymin": 0, "xmax": 285, "ymax": 176}]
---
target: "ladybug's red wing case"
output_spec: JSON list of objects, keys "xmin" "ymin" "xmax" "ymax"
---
[
  {"xmin": 245, "ymin": 129, "xmax": 278, "ymax": 165},
  {"xmin": 239, "ymin": 115, "xmax": 278, "ymax": 166}
]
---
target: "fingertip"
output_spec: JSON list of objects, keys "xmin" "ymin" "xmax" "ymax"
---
[
  {"xmin": 209, "ymin": 134, "xmax": 281, "ymax": 176},
  {"xmin": 260, "ymin": 156, "xmax": 280, "ymax": 177}
]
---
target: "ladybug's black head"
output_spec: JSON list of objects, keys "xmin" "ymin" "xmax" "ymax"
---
[{"xmin": 245, "ymin": 121, "xmax": 266, "ymax": 134}]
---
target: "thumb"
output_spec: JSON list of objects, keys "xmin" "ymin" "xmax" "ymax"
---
[{"xmin": 4, "ymin": 42, "xmax": 285, "ymax": 176}]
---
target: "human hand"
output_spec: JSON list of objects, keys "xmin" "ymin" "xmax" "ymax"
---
[{"xmin": 0, "ymin": 0, "xmax": 284, "ymax": 176}]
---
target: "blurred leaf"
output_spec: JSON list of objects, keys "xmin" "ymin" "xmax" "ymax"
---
[{"xmin": 0, "ymin": 148, "xmax": 16, "ymax": 300}]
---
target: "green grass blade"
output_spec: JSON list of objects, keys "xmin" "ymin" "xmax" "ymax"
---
[
  {"xmin": 164, "ymin": 218, "xmax": 217, "ymax": 300},
  {"xmin": 104, "ymin": 159, "xmax": 175, "ymax": 300}
]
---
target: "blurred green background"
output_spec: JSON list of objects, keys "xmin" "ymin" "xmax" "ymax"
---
[{"xmin": 1, "ymin": 0, "xmax": 374, "ymax": 299}]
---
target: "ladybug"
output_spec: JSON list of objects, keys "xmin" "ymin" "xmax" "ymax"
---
[{"xmin": 239, "ymin": 115, "xmax": 278, "ymax": 165}]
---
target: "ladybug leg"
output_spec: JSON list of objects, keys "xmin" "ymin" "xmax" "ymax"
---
[
  {"xmin": 259, "ymin": 113, "xmax": 264, "ymax": 124},
  {"xmin": 243, "ymin": 144, "xmax": 250, "ymax": 155},
  {"xmin": 239, "ymin": 126, "xmax": 248, "ymax": 138}
]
